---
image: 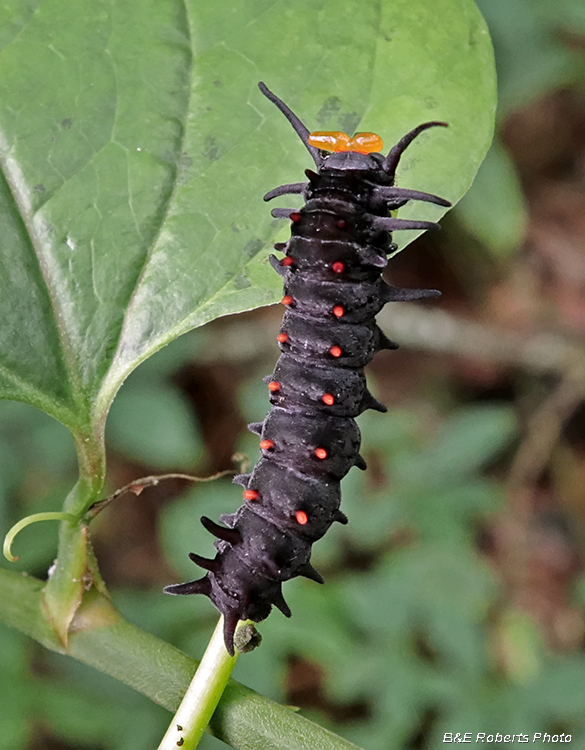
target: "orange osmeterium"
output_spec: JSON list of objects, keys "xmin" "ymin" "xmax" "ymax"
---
[{"xmin": 308, "ymin": 131, "xmax": 384, "ymax": 154}]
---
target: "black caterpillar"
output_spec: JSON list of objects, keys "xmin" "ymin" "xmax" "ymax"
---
[{"xmin": 165, "ymin": 82, "xmax": 450, "ymax": 655}]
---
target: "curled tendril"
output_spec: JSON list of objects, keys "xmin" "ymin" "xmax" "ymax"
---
[{"xmin": 3, "ymin": 512, "xmax": 76, "ymax": 562}]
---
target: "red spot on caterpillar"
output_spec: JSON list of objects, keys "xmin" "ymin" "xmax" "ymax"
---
[
  {"xmin": 333, "ymin": 305, "xmax": 344, "ymax": 318},
  {"xmin": 277, "ymin": 332, "xmax": 288, "ymax": 343},
  {"xmin": 281, "ymin": 295, "xmax": 294, "ymax": 306},
  {"xmin": 280, "ymin": 256, "xmax": 294, "ymax": 266},
  {"xmin": 290, "ymin": 212, "xmax": 301, "ymax": 222},
  {"xmin": 322, "ymin": 393, "xmax": 335, "ymax": 405},
  {"xmin": 332, "ymin": 262, "xmax": 345, "ymax": 274},
  {"xmin": 337, "ymin": 219, "xmax": 347, "ymax": 228},
  {"xmin": 243, "ymin": 489, "xmax": 259, "ymax": 501},
  {"xmin": 260, "ymin": 439, "xmax": 274, "ymax": 451},
  {"xmin": 268, "ymin": 381, "xmax": 281, "ymax": 392},
  {"xmin": 314, "ymin": 447, "xmax": 328, "ymax": 460},
  {"xmin": 295, "ymin": 510, "xmax": 308, "ymax": 525},
  {"xmin": 329, "ymin": 345, "xmax": 342, "ymax": 358}
]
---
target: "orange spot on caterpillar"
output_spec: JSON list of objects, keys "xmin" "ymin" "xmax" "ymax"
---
[
  {"xmin": 322, "ymin": 393, "xmax": 335, "ymax": 405},
  {"xmin": 314, "ymin": 447, "xmax": 328, "ymax": 460},
  {"xmin": 295, "ymin": 509, "xmax": 308, "ymax": 525},
  {"xmin": 267, "ymin": 381, "xmax": 281, "ymax": 392},
  {"xmin": 332, "ymin": 262, "xmax": 345, "ymax": 274},
  {"xmin": 329, "ymin": 345, "xmax": 342, "ymax": 358},
  {"xmin": 280, "ymin": 256, "xmax": 294, "ymax": 266},
  {"xmin": 260, "ymin": 439, "xmax": 274, "ymax": 451},
  {"xmin": 243, "ymin": 489, "xmax": 259, "ymax": 501},
  {"xmin": 290, "ymin": 212, "xmax": 301, "ymax": 222},
  {"xmin": 281, "ymin": 295, "xmax": 294, "ymax": 306},
  {"xmin": 333, "ymin": 305, "xmax": 344, "ymax": 318},
  {"xmin": 277, "ymin": 333, "xmax": 288, "ymax": 343}
]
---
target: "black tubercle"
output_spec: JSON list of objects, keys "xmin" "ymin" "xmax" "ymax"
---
[{"xmin": 164, "ymin": 82, "xmax": 449, "ymax": 656}]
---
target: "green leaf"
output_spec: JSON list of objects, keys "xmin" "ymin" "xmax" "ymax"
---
[
  {"xmin": 107, "ymin": 382, "xmax": 204, "ymax": 469},
  {"xmin": 347, "ymin": 545, "xmax": 494, "ymax": 643},
  {"xmin": 456, "ymin": 140, "xmax": 528, "ymax": 257},
  {"xmin": 0, "ymin": 0, "xmax": 495, "ymax": 433},
  {"xmin": 428, "ymin": 405, "xmax": 517, "ymax": 475},
  {"xmin": 397, "ymin": 405, "xmax": 517, "ymax": 489}
]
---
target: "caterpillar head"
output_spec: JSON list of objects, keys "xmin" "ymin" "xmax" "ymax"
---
[{"xmin": 307, "ymin": 130, "xmax": 382, "ymax": 172}]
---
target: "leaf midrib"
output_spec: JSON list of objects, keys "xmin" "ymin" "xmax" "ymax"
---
[{"xmin": 92, "ymin": 0, "xmax": 196, "ymax": 423}]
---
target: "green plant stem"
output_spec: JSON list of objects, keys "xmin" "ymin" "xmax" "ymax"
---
[
  {"xmin": 157, "ymin": 616, "xmax": 238, "ymax": 750},
  {"xmin": 67, "ymin": 427, "xmax": 107, "ymax": 517},
  {"xmin": 0, "ymin": 568, "xmax": 363, "ymax": 750},
  {"xmin": 41, "ymin": 424, "xmax": 107, "ymax": 643}
]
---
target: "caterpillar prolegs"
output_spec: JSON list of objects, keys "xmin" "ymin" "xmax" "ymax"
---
[{"xmin": 164, "ymin": 82, "xmax": 450, "ymax": 655}]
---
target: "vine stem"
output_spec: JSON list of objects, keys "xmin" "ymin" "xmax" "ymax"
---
[{"xmin": 157, "ymin": 616, "xmax": 240, "ymax": 750}]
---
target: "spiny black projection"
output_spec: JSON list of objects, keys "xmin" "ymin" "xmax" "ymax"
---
[{"xmin": 164, "ymin": 82, "xmax": 450, "ymax": 655}]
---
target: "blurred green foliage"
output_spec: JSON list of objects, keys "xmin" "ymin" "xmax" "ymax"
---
[
  {"xmin": 107, "ymin": 381, "xmax": 204, "ymax": 470},
  {"xmin": 456, "ymin": 141, "xmax": 528, "ymax": 257},
  {"xmin": 476, "ymin": 0, "xmax": 585, "ymax": 115},
  {"xmin": 455, "ymin": 0, "xmax": 585, "ymax": 258}
]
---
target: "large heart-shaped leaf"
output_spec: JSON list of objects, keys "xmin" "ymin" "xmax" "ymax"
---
[{"xmin": 0, "ymin": 0, "xmax": 495, "ymax": 438}]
